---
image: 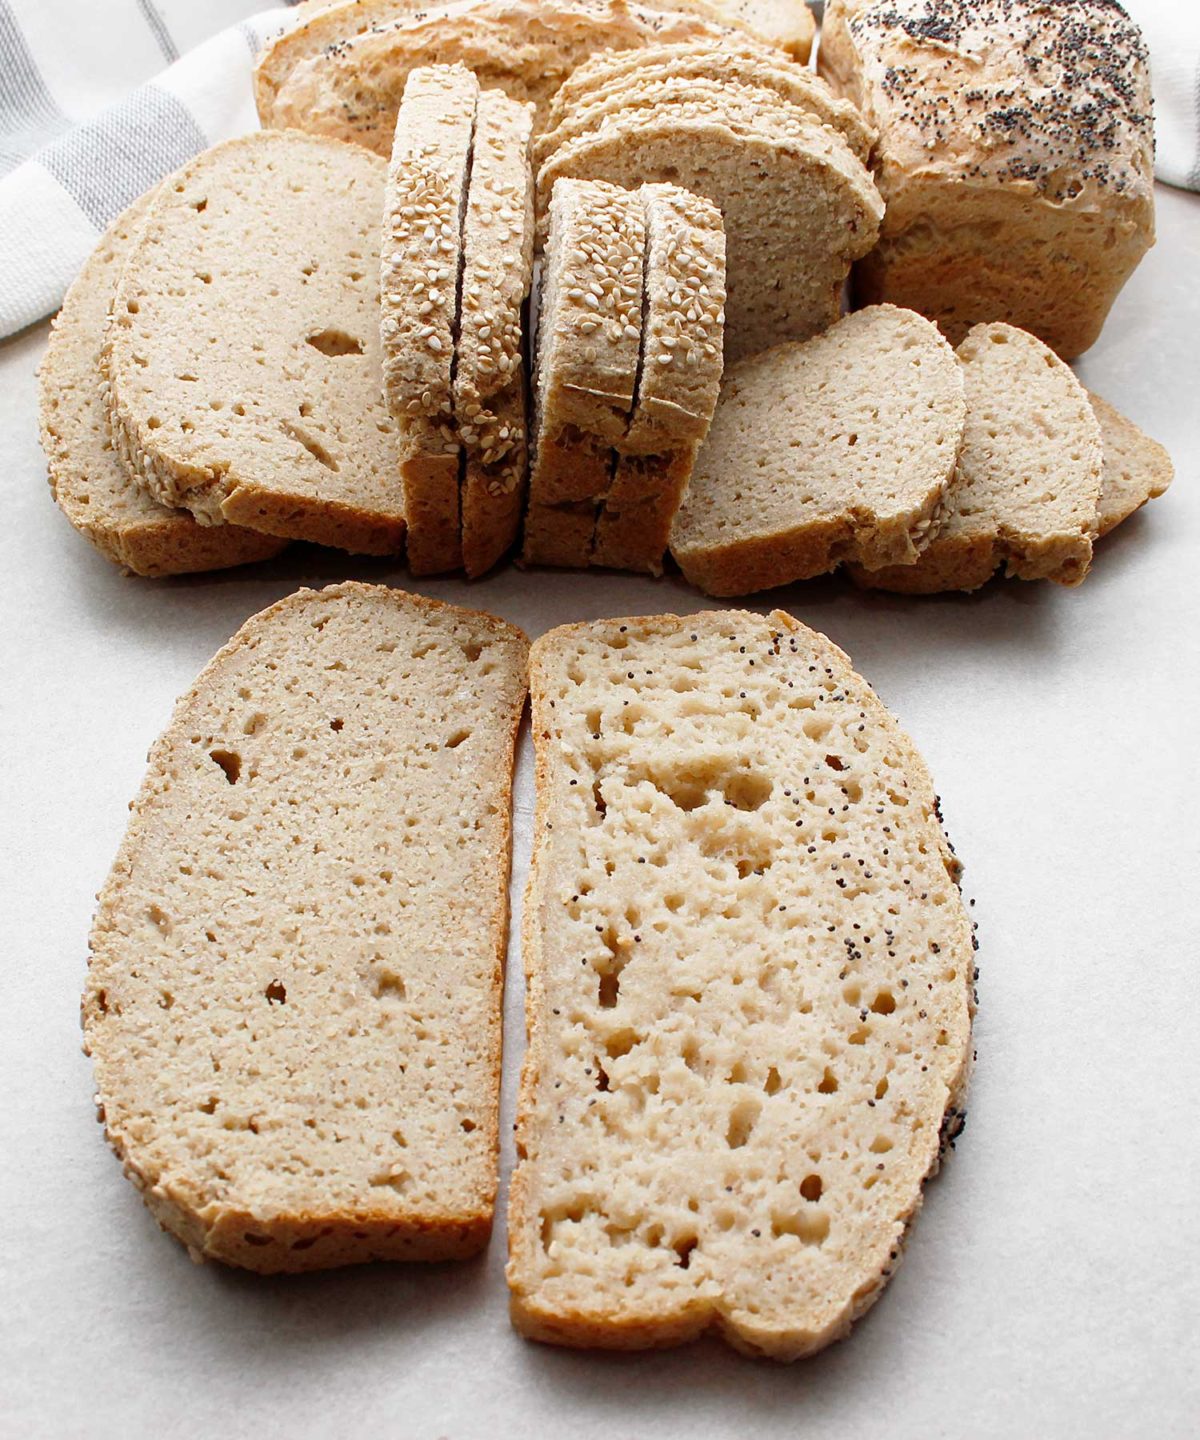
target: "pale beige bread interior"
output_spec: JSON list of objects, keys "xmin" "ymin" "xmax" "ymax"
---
[
  {"xmin": 587, "ymin": 183, "xmax": 726, "ymax": 575},
  {"xmin": 539, "ymin": 62, "xmax": 873, "ymax": 168},
  {"xmin": 256, "ymin": 0, "xmax": 814, "ymax": 132},
  {"xmin": 547, "ymin": 41, "xmax": 870, "ymax": 161},
  {"xmin": 83, "ymin": 582, "xmax": 528, "ymax": 1272},
  {"xmin": 521, "ymin": 178, "xmax": 645, "ymax": 567},
  {"xmin": 382, "ymin": 64, "xmax": 477, "ymax": 575},
  {"xmin": 1088, "ymin": 391, "xmax": 1173, "ymax": 538},
  {"xmin": 535, "ymin": 107, "xmax": 882, "ymax": 361},
  {"xmin": 819, "ymin": 0, "xmax": 1155, "ymax": 358},
  {"xmin": 261, "ymin": 1, "xmax": 740, "ymax": 153},
  {"xmin": 104, "ymin": 132, "xmax": 404, "ymax": 555},
  {"xmin": 508, "ymin": 609, "xmax": 974, "ymax": 1358},
  {"xmin": 456, "ymin": 87, "xmax": 536, "ymax": 574},
  {"xmin": 37, "ymin": 190, "xmax": 286, "ymax": 578},
  {"xmin": 854, "ymin": 323, "xmax": 1104, "ymax": 595},
  {"xmin": 670, "ymin": 305, "xmax": 965, "ymax": 596}
]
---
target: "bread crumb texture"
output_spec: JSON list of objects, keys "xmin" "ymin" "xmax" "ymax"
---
[
  {"xmin": 83, "ymin": 583, "xmax": 528, "ymax": 1272},
  {"xmin": 508, "ymin": 610, "xmax": 974, "ymax": 1359}
]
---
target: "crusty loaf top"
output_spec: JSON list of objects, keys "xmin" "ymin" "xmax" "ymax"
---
[{"xmin": 823, "ymin": 0, "xmax": 1153, "ymax": 205}]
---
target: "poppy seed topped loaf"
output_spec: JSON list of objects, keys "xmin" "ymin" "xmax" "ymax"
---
[{"xmin": 819, "ymin": 0, "xmax": 1155, "ymax": 357}]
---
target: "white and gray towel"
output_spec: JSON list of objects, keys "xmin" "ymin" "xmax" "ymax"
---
[{"xmin": 0, "ymin": 0, "xmax": 1196, "ymax": 341}]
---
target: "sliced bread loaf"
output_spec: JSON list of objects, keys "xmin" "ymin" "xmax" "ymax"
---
[
  {"xmin": 83, "ymin": 582, "xmax": 528, "ymax": 1271},
  {"xmin": 1089, "ymin": 391, "xmax": 1173, "ymax": 538},
  {"xmin": 670, "ymin": 306, "xmax": 965, "ymax": 595},
  {"xmin": 546, "ymin": 41, "xmax": 871, "ymax": 159},
  {"xmin": 382, "ymin": 63, "xmax": 478, "ymax": 575},
  {"xmin": 535, "ymin": 104, "xmax": 882, "ymax": 360},
  {"xmin": 854, "ymin": 323, "xmax": 1104, "ymax": 594},
  {"xmin": 261, "ymin": 1, "xmax": 739, "ymax": 153},
  {"xmin": 105, "ymin": 131, "xmax": 404, "ymax": 555},
  {"xmin": 508, "ymin": 609, "xmax": 974, "ymax": 1358},
  {"xmin": 37, "ymin": 190, "xmax": 286, "ymax": 577}
]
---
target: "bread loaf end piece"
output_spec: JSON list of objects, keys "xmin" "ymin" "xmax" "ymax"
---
[
  {"xmin": 1088, "ymin": 392, "xmax": 1173, "ymax": 539},
  {"xmin": 84, "ymin": 583, "xmax": 528, "ymax": 1271},
  {"xmin": 508, "ymin": 609, "xmax": 973, "ymax": 1358}
]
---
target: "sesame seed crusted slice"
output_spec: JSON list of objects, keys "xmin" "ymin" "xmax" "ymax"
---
[
  {"xmin": 851, "ymin": 323, "xmax": 1104, "ymax": 595},
  {"xmin": 542, "ymin": 46, "xmax": 873, "ymax": 164},
  {"xmin": 455, "ymin": 88, "xmax": 535, "ymax": 469},
  {"xmin": 382, "ymin": 63, "xmax": 477, "ymax": 574},
  {"xmin": 463, "ymin": 369, "xmax": 530, "ymax": 577}
]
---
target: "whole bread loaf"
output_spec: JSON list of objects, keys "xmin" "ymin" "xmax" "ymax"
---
[
  {"xmin": 37, "ymin": 190, "xmax": 285, "ymax": 577},
  {"xmin": 853, "ymin": 322, "xmax": 1103, "ymax": 593},
  {"xmin": 819, "ymin": 0, "xmax": 1155, "ymax": 358},
  {"xmin": 83, "ymin": 583, "xmax": 528, "ymax": 1271},
  {"xmin": 508, "ymin": 609, "xmax": 974, "ymax": 1358},
  {"xmin": 670, "ymin": 305, "xmax": 965, "ymax": 595},
  {"xmin": 105, "ymin": 131, "xmax": 404, "ymax": 555},
  {"xmin": 260, "ymin": 0, "xmax": 740, "ymax": 151}
]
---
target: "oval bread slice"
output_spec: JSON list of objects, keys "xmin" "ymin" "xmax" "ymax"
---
[
  {"xmin": 37, "ymin": 190, "xmax": 286, "ymax": 577},
  {"xmin": 105, "ymin": 131, "xmax": 404, "ymax": 555},
  {"xmin": 1088, "ymin": 390, "xmax": 1173, "ymax": 538},
  {"xmin": 671, "ymin": 305, "xmax": 965, "ymax": 595},
  {"xmin": 853, "ymin": 323, "xmax": 1104, "ymax": 594},
  {"xmin": 508, "ymin": 608, "xmax": 974, "ymax": 1359},
  {"xmin": 83, "ymin": 582, "xmax": 528, "ymax": 1272},
  {"xmin": 535, "ymin": 106, "xmax": 882, "ymax": 361}
]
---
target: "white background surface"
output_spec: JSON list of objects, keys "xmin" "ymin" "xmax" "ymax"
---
[{"xmin": 1, "ymin": 186, "xmax": 1197, "ymax": 1439}]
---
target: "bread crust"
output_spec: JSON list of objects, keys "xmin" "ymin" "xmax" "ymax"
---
[
  {"xmin": 84, "ymin": 583, "xmax": 528, "ymax": 1272},
  {"xmin": 508, "ymin": 609, "xmax": 974, "ymax": 1357},
  {"xmin": 819, "ymin": 0, "xmax": 1155, "ymax": 358}
]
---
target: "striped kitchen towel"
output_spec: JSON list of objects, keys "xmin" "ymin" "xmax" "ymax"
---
[
  {"xmin": 0, "ymin": 0, "xmax": 295, "ymax": 338},
  {"xmin": 1123, "ymin": 0, "xmax": 1200, "ymax": 191}
]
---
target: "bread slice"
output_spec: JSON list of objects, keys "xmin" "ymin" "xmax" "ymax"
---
[
  {"xmin": 83, "ymin": 582, "xmax": 528, "ymax": 1272},
  {"xmin": 546, "ymin": 41, "xmax": 871, "ymax": 160},
  {"xmin": 37, "ymin": 190, "xmax": 286, "ymax": 577},
  {"xmin": 538, "ymin": 68, "xmax": 873, "ymax": 171},
  {"xmin": 535, "ymin": 104, "xmax": 882, "ymax": 361},
  {"xmin": 521, "ymin": 178, "xmax": 645, "ymax": 566},
  {"xmin": 1089, "ymin": 391, "xmax": 1173, "ymax": 538},
  {"xmin": 105, "ymin": 132, "xmax": 404, "ymax": 555},
  {"xmin": 587, "ymin": 182, "xmax": 726, "ymax": 574},
  {"xmin": 670, "ymin": 306, "xmax": 965, "ymax": 595},
  {"xmin": 457, "ymin": 87, "xmax": 536, "ymax": 575},
  {"xmin": 508, "ymin": 609, "xmax": 974, "ymax": 1358},
  {"xmin": 382, "ymin": 64, "xmax": 478, "ymax": 574},
  {"xmin": 854, "ymin": 323, "xmax": 1104, "ymax": 594},
  {"xmin": 260, "ymin": 1, "xmax": 738, "ymax": 153}
]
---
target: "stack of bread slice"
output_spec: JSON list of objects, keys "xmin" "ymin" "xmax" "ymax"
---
[
  {"xmin": 104, "ymin": 130, "xmax": 407, "ymax": 556},
  {"xmin": 521, "ymin": 176, "xmax": 726, "ymax": 574},
  {"xmin": 381, "ymin": 64, "xmax": 536, "ymax": 576},
  {"xmin": 672, "ymin": 307, "xmax": 1173, "ymax": 597},
  {"xmin": 534, "ymin": 39, "xmax": 883, "ymax": 360},
  {"xmin": 254, "ymin": 0, "xmax": 780, "ymax": 154},
  {"xmin": 38, "ymin": 190, "xmax": 287, "ymax": 578}
]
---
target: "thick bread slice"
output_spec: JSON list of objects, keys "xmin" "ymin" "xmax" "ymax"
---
[
  {"xmin": 262, "ymin": 1, "xmax": 739, "ymax": 153},
  {"xmin": 535, "ymin": 108, "xmax": 882, "ymax": 361},
  {"xmin": 507, "ymin": 609, "xmax": 974, "ymax": 1358},
  {"xmin": 382, "ymin": 64, "xmax": 478, "ymax": 574},
  {"xmin": 854, "ymin": 324, "xmax": 1104, "ymax": 594},
  {"xmin": 105, "ymin": 132, "xmax": 404, "ymax": 555},
  {"xmin": 83, "ymin": 583, "xmax": 528, "ymax": 1272},
  {"xmin": 37, "ymin": 190, "xmax": 285, "ymax": 577},
  {"xmin": 539, "ymin": 67, "xmax": 872, "ymax": 169},
  {"xmin": 463, "ymin": 367, "xmax": 529, "ymax": 576},
  {"xmin": 671, "ymin": 306, "xmax": 965, "ymax": 596},
  {"xmin": 1088, "ymin": 391, "xmax": 1173, "ymax": 538},
  {"xmin": 547, "ymin": 41, "xmax": 871, "ymax": 159}
]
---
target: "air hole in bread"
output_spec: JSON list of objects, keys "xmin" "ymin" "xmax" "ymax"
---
[
  {"xmin": 726, "ymin": 1099, "xmax": 760, "ymax": 1149},
  {"xmin": 460, "ymin": 1118, "xmax": 477, "ymax": 1133},
  {"xmin": 673, "ymin": 1236, "xmax": 697, "ymax": 1269},
  {"xmin": 764, "ymin": 1066, "xmax": 783, "ymax": 1095},
  {"xmin": 598, "ymin": 971, "xmax": 620, "ymax": 1009},
  {"xmin": 871, "ymin": 989, "xmax": 896, "ymax": 1015},
  {"xmin": 280, "ymin": 420, "xmax": 339, "ymax": 471},
  {"xmin": 445, "ymin": 728, "xmax": 470, "ymax": 749},
  {"xmin": 208, "ymin": 748, "xmax": 241, "ymax": 784},
  {"xmin": 800, "ymin": 1173, "xmax": 824, "ymax": 1203},
  {"xmin": 242, "ymin": 1232, "xmax": 274, "ymax": 1247},
  {"xmin": 817, "ymin": 1067, "xmax": 839, "ymax": 1094},
  {"xmin": 265, "ymin": 979, "xmax": 287, "ymax": 1005},
  {"xmin": 870, "ymin": 1134, "xmax": 893, "ymax": 1154},
  {"xmin": 305, "ymin": 329, "xmax": 363, "ymax": 357}
]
